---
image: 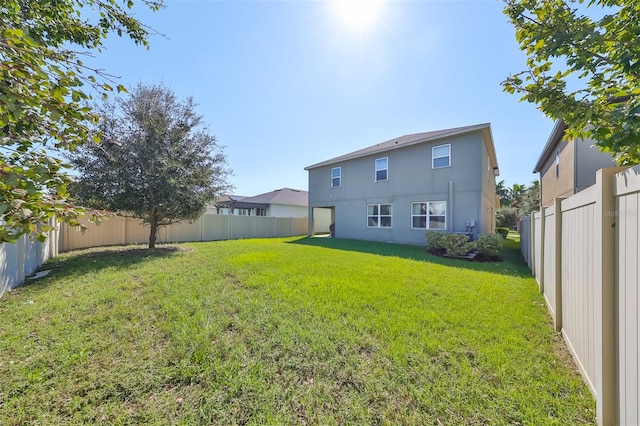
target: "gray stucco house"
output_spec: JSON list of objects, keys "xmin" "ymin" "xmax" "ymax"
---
[{"xmin": 305, "ymin": 123, "xmax": 500, "ymax": 245}]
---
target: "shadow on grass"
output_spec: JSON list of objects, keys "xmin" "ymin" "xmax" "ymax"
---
[
  {"xmin": 289, "ymin": 236, "xmax": 533, "ymax": 278},
  {"xmin": 18, "ymin": 245, "xmax": 185, "ymax": 293}
]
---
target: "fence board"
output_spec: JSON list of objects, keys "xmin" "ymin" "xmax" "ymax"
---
[
  {"xmin": 0, "ymin": 218, "xmax": 59, "ymax": 298},
  {"xmin": 561, "ymin": 202, "xmax": 597, "ymax": 395},
  {"xmin": 533, "ymin": 212, "xmax": 542, "ymax": 286},
  {"xmin": 543, "ymin": 206, "xmax": 557, "ymax": 323},
  {"xmin": 58, "ymin": 214, "xmax": 309, "ymax": 252},
  {"xmin": 615, "ymin": 166, "xmax": 640, "ymax": 426}
]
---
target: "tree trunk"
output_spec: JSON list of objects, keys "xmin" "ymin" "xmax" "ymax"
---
[{"xmin": 148, "ymin": 219, "xmax": 158, "ymax": 249}]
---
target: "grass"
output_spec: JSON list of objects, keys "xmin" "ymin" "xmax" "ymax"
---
[{"xmin": 0, "ymin": 236, "xmax": 595, "ymax": 425}]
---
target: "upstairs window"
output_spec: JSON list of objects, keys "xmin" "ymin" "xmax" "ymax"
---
[
  {"xmin": 331, "ymin": 167, "xmax": 341, "ymax": 187},
  {"xmin": 555, "ymin": 152, "xmax": 560, "ymax": 178},
  {"xmin": 411, "ymin": 201, "xmax": 446, "ymax": 229},
  {"xmin": 432, "ymin": 144, "xmax": 451, "ymax": 168},
  {"xmin": 375, "ymin": 157, "xmax": 388, "ymax": 181},
  {"xmin": 367, "ymin": 204, "xmax": 392, "ymax": 228}
]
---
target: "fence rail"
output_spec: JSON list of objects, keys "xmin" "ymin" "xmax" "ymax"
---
[{"xmin": 520, "ymin": 166, "xmax": 639, "ymax": 426}]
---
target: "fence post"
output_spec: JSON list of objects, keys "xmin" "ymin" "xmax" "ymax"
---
[
  {"xmin": 594, "ymin": 168, "xmax": 620, "ymax": 426},
  {"xmin": 539, "ymin": 210, "xmax": 546, "ymax": 294},
  {"xmin": 552, "ymin": 197, "xmax": 563, "ymax": 332},
  {"xmin": 17, "ymin": 235, "xmax": 25, "ymax": 285}
]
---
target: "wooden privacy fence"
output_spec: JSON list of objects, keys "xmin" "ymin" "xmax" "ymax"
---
[
  {"xmin": 520, "ymin": 166, "xmax": 640, "ymax": 426},
  {"xmin": 0, "ymin": 214, "xmax": 308, "ymax": 297},
  {"xmin": 59, "ymin": 214, "xmax": 308, "ymax": 252}
]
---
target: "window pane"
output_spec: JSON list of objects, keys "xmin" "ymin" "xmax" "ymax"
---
[
  {"xmin": 429, "ymin": 201, "xmax": 446, "ymax": 215},
  {"xmin": 332, "ymin": 167, "xmax": 340, "ymax": 178},
  {"xmin": 412, "ymin": 202, "xmax": 426, "ymax": 215},
  {"xmin": 376, "ymin": 158, "xmax": 387, "ymax": 169},
  {"xmin": 433, "ymin": 156, "xmax": 450, "ymax": 168},
  {"xmin": 380, "ymin": 204, "xmax": 391, "ymax": 215},
  {"xmin": 413, "ymin": 216, "xmax": 426, "ymax": 228},
  {"xmin": 380, "ymin": 216, "xmax": 392, "ymax": 227},
  {"xmin": 368, "ymin": 205, "xmax": 377, "ymax": 215},
  {"xmin": 429, "ymin": 216, "xmax": 446, "ymax": 229},
  {"xmin": 433, "ymin": 145, "xmax": 449, "ymax": 157},
  {"xmin": 332, "ymin": 177, "xmax": 340, "ymax": 187},
  {"xmin": 368, "ymin": 217, "xmax": 378, "ymax": 227},
  {"xmin": 376, "ymin": 170, "xmax": 387, "ymax": 181}
]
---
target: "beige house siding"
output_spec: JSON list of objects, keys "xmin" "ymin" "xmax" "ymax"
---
[{"xmin": 539, "ymin": 139, "xmax": 575, "ymax": 207}]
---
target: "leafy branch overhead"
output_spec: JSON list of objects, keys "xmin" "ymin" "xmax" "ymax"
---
[
  {"xmin": 0, "ymin": 0, "xmax": 162, "ymax": 243},
  {"xmin": 503, "ymin": 0, "xmax": 640, "ymax": 164}
]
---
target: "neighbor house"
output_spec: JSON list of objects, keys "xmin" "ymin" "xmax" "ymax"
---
[
  {"xmin": 305, "ymin": 123, "xmax": 500, "ymax": 245},
  {"xmin": 533, "ymin": 120, "xmax": 617, "ymax": 207},
  {"xmin": 211, "ymin": 188, "xmax": 332, "ymax": 232}
]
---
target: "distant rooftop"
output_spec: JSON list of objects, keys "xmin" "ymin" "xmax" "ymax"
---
[{"xmin": 239, "ymin": 188, "xmax": 308, "ymax": 207}]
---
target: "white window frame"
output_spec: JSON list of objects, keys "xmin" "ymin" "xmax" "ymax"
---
[
  {"xmin": 375, "ymin": 157, "xmax": 388, "ymax": 182},
  {"xmin": 432, "ymin": 144, "xmax": 451, "ymax": 169},
  {"xmin": 367, "ymin": 203, "xmax": 392, "ymax": 228},
  {"xmin": 331, "ymin": 166, "xmax": 341, "ymax": 187},
  {"xmin": 555, "ymin": 152, "xmax": 560, "ymax": 178},
  {"xmin": 411, "ymin": 201, "xmax": 446, "ymax": 230},
  {"xmin": 487, "ymin": 156, "xmax": 491, "ymax": 181}
]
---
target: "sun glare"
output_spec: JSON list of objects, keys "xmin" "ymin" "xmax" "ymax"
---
[{"xmin": 330, "ymin": 0, "xmax": 386, "ymax": 34}]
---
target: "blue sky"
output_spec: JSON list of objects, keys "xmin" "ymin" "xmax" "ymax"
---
[{"xmin": 89, "ymin": 0, "xmax": 554, "ymax": 196}]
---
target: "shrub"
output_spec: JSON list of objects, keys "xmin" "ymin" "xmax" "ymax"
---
[
  {"xmin": 496, "ymin": 227, "xmax": 509, "ymax": 239},
  {"xmin": 426, "ymin": 231, "xmax": 445, "ymax": 251},
  {"xmin": 473, "ymin": 233, "xmax": 503, "ymax": 257},
  {"xmin": 439, "ymin": 233, "xmax": 473, "ymax": 257}
]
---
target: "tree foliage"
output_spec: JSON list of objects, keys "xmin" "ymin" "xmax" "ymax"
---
[
  {"xmin": 503, "ymin": 0, "xmax": 640, "ymax": 164},
  {"xmin": 0, "ymin": 0, "xmax": 162, "ymax": 243},
  {"xmin": 496, "ymin": 180, "xmax": 539, "ymax": 227},
  {"xmin": 68, "ymin": 83, "xmax": 232, "ymax": 248}
]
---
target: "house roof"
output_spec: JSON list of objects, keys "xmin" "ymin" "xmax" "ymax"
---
[
  {"xmin": 216, "ymin": 195, "xmax": 247, "ymax": 203},
  {"xmin": 304, "ymin": 123, "xmax": 499, "ymax": 173},
  {"xmin": 225, "ymin": 188, "xmax": 308, "ymax": 207},
  {"xmin": 533, "ymin": 120, "xmax": 568, "ymax": 173}
]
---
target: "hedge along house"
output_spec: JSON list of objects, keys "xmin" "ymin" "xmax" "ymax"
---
[{"xmin": 305, "ymin": 123, "xmax": 500, "ymax": 245}]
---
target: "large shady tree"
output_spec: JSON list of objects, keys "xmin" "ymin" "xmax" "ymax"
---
[
  {"xmin": 0, "ymin": 0, "xmax": 163, "ymax": 243},
  {"xmin": 69, "ymin": 83, "xmax": 232, "ymax": 248},
  {"xmin": 503, "ymin": 0, "xmax": 640, "ymax": 164}
]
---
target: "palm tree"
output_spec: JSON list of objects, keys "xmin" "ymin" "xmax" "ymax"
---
[{"xmin": 496, "ymin": 180, "xmax": 512, "ymax": 207}]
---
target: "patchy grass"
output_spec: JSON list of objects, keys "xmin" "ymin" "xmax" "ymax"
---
[{"xmin": 0, "ymin": 237, "xmax": 594, "ymax": 424}]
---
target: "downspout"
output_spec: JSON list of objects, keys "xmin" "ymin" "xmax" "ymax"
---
[{"xmin": 448, "ymin": 180, "xmax": 454, "ymax": 232}]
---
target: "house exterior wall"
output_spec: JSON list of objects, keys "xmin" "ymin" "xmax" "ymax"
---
[
  {"xmin": 268, "ymin": 204, "xmax": 308, "ymax": 218},
  {"xmin": 481, "ymin": 142, "xmax": 497, "ymax": 233},
  {"xmin": 539, "ymin": 137, "xmax": 616, "ymax": 207},
  {"xmin": 575, "ymin": 138, "xmax": 617, "ymax": 193},
  {"xmin": 540, "ymin": 139, "xmax": 575, "ymax": 207},
  {"xmin": 308, "ymin": 132, "xmax": 491, "ymax": 245}
]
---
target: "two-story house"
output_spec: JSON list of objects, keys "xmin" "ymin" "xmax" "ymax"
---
[
  {"xmin": 305, "ymin": 123, "xmax": 500, "ymax": 245},
  {"xmin": 533, "ymin": 120, "xmax": 617, "ymax": 207}
]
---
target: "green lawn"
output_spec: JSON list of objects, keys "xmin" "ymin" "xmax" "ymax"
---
[{"xmin": 0, "ymin": 236, "xmax": 595, "ymax": 425}]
